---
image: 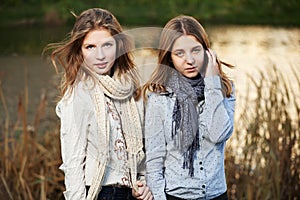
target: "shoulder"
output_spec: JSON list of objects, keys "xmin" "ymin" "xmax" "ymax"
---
[
  {"xmin": 56, "ymin": 81, "xmax": 94, "ymax": 118},
  {"xmin": 204, "ymin": 75, "xmax": 222, "ymax": 89},
  {"xmin": 147, "ymin": 89, "xmax": 173, "ymax": 102},
  {"xmin": 146, "ymin": 90, "xmax": 175, "ymax": 111},
  {"xmin": 134, "ymin": 97, "xmax": 144, "ymax": 115},
  {"xmin": 71, "ymin": 81, "xmax": 95, "ymax": 101}
]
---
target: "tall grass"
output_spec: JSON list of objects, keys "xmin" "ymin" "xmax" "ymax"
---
[
  {"xmin": 0, "ymin": 64, "xmax": 299, "ymax": 199},
  {"xmin": 226, "ymin": 66, "xmax": 300, "ymax": 199},
  {"xmin": 0, "ymin": 77, "xmax": 64, "ymax": 199}
]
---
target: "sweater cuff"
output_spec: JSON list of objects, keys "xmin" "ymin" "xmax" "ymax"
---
[{"xmin": 204, "ymin": 75, "xmax": 222, "ymax": 90}]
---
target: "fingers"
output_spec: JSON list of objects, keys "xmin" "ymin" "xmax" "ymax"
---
[
  {"xmin": 133, "ymin": 182, "xmax": 153, "ymax": 200},
  {"xmin": 205, "ymin": 49, "xmax": 219, "ymax": 77},
  {"xmin": 137, "ymin": 182, "xmax": 144, "ymax": 187},
  {"xmin": 141, "ymin": 190, "xmax": 153, "ymax": 200},
  {"xmin": 137, "ymin": 186, "xmax": 152, "ymax": 200},
  {"xmin": 132, "ymin": 182, "xmax": 143, "ymax": 197},
  {"xmin": 207, "ymin": 49, "xmax": 217, "ymax": 66},
  {"xmin": 132, "ymin": 188, "xmax": 139, "ymax": 198}
]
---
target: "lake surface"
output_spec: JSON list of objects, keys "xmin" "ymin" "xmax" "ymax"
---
[{"xmin": 0, "ymin": 25, "xmax": 299, "ymax": 128}]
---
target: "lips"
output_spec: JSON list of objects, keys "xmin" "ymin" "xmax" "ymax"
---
[
  {"xmin": 186, "ymin": 66, "xmax": 197, "ymax": 71},
  {"xmin": 95, "ymin": 62, "xmax": 108, "ymax": 68}
]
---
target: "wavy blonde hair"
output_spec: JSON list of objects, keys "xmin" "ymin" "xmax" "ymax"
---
[{"xmin": 46, "ymin": 8, "xmax": 140, "ymax": 99}]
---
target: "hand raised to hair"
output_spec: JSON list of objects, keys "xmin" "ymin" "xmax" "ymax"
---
[
  {"xmin": 132, "ymin": 181, "xmax": 153, "ymax": 200},
  {"xmin": 205, "ymin": 49, "xmax": 220, "ymax": 77}
]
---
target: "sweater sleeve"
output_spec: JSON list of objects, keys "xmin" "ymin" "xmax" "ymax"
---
[
  {"xmin": 56, "ymin": 88, "xmax": 92, "ymax": 200},
  {"xmin": 144, "ymin": 93, "xmax": 167, "ymax": 200},
  {"xmin": 201, "ymin": 75, "xmax": 236, "ymax": 143}
]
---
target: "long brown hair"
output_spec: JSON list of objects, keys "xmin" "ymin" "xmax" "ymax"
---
[
  {"xmin": 142, "ymin": 15, "xmax": 233, "ymax": 99},
  {"xmin": 45, "ymin": 8, "xmax": 140, "ymax": 97}
]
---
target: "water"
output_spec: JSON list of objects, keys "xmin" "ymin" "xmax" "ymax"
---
[
  {"xmin": 0, "ymin": 25, "xmax": 299, "ymax": 127},
  {"xmin": 209, "ymin": 26, "xmax": 300, "ymax": 117}
]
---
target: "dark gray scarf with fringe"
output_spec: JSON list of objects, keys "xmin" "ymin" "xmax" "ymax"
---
[{"xmin": 166, "ymin": 68, "xmax": 205, "ymax": 177}]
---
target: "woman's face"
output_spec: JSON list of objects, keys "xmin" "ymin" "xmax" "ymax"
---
[
  {"xmin": 81, "ymin": 28, "xmax": 116, "ymax": 75},
  {"xmin": 171, "ymin": 35, "xmax": 205, "ymax": 78}
]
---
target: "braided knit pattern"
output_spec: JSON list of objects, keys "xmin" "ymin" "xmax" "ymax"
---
[
  {"xmin": 86, "ymin": 74, "xmax": 144, "ymax": 200},
  {"xmin": 98, "ymin": 75, "xmax": 133, "ymax": 100}
]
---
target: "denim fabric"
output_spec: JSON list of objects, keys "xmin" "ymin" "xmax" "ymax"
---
[
  {"xmin": 166, "ymin": 191, "xmax": 228, "ymax": 200},
  {"xmin": 86, "ymin": 186, "xmax": 136, "ymax": 200}
]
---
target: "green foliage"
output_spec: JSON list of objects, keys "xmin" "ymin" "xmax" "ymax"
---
[{"xmin": 0, "ymin": 0, "xmax": 300, "ymax": 27}]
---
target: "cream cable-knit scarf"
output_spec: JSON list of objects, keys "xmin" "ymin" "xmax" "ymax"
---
[{"xmin": 86, "ymin": 74, "xmax": 144, "ymax": 200}]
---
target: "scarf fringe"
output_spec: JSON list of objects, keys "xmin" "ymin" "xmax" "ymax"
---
[
  {"xmin": 182, "ymin": 130, "xmax": 200, "ymax": 177},
  {"xmin": 167, "ymin": 68, "xmax": 204, "ymax": 177}
]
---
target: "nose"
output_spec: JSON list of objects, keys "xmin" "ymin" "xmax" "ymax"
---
[
  {"xmin": 96, "ymin": 47, "xmax": 105, "ymax": 60},
  {"xmin": 185, "ymin": 52, "xmax": 195, "ymax": 65}
]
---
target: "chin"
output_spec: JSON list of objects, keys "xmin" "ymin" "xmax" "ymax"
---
[{"xmin": 184, "ymin": 72, "xmax": 199, "ymax": 79}]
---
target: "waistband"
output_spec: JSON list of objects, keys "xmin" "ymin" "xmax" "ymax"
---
[{"xmin": 166, "ymin": 191, "xmax": 228, "ymax": 200}]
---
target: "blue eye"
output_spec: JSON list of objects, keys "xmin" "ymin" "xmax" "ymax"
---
[
  {"xmin": 86, "ymin": 45, "xmax": 95, "ymax": 49},
  {"xmin": 103, "ymin": 43, "xmax": 113, "ymax": 48},
  {"xmin": 174, "ymin": 51, "xmax": 184, "ymax": 57},
  {"xmin": 192, "ymin": 48, "xmax": 201, "ymax": 53}
]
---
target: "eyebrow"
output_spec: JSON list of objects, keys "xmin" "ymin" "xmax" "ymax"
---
[
  {"xmin": 83, "ymin": 38, "xmax": 115, "ymax": 45},
  {"xmin": 173, "ymin": 45, "xmax": 202, "ymax": 52},
  {"xmin": 102, "ymin": 38, "xmax": 115, "ymax": 43}
]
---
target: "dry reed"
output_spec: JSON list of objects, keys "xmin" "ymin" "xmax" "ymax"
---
[
  {"xmin": 0, "ymin": 79, "xmax": 64, "ymax": 200},
  {"xmin": 226, "ymin": 66, "xmax": 300, "ymax": 200}
]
